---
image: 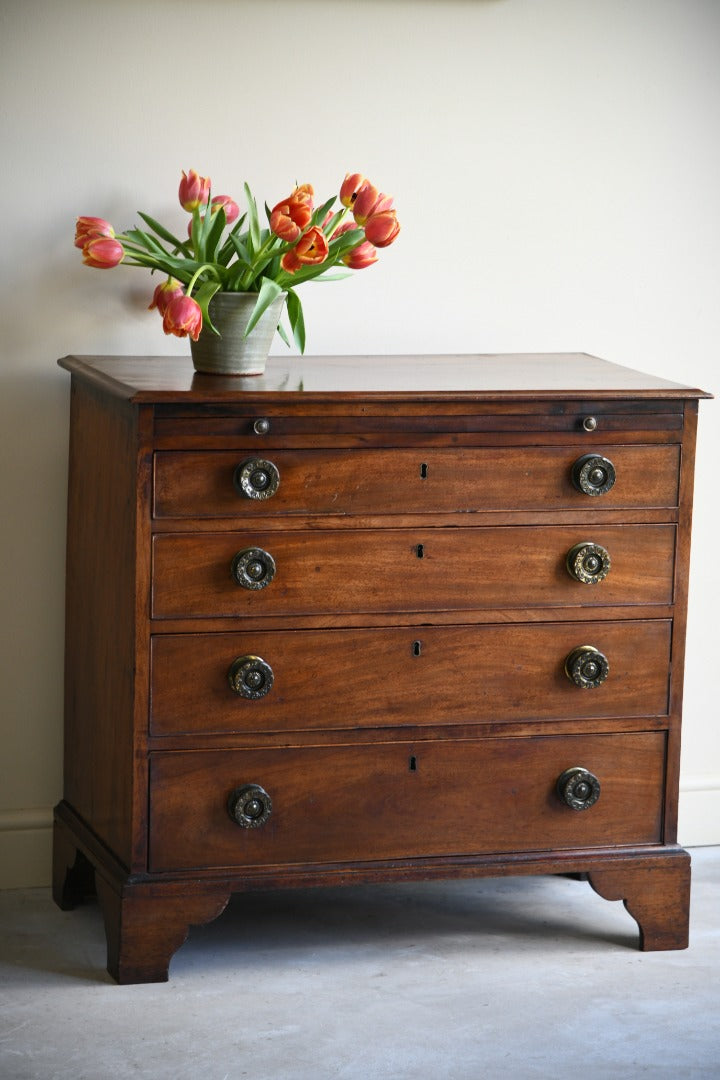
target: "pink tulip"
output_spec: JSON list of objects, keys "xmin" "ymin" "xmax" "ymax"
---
[
  {"xmin": 339, "ymin": 173, "xmax": 366, "ymax": 208},
  {"xmin": 82, "ymin": 236, "xmax": 124, "ymax": 268},
  {"xmin": 280, "ymin": 226, "xmax": 329, "ymax": 273},
  {"xmin": 148, "ymin": 278, "xmax": 185, "ymax": 315},
  {"xmin": 353, "ymin": 183, "xmax": 395, "ymax": 226},
  {"xmin": 75, "ymin": 216, "xmax": 114, "ymax": 249},
  {"xmin": 211, "ymin": 195, "xmax": 240, "ymax": 225},
  {"xmin": 162, "ymin": 294, "xmax": 203, "ymax": 341},
  {"xmin": 342, "ymin": 240, "xmax": 378, "ymax": 270},
  {"xmin": 179, "ymin": 169, "xmax": 210, "ymax": 212},
  {"xmin": 364, "ymin": 209, "xmax": 400, "ymax": 248}
]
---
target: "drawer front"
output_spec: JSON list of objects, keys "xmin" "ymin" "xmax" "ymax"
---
[
  {"xmin": 150, "ymin": 620, "xmax": 671, "ymax": 735},
  {"xmin": 153, "ymin": 445, "xmax": 680, "ymax": 518},
  {"xmin": 148, "ymin": 732, "xmax": 666, "ymax": 872},
  {"xmin": 151, "ymin": 525, "xmax": 675, "ymax": 619}
]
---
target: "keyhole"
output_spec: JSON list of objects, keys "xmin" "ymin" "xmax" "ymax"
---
[
  {"xmin": 413, "ymin": 640, "xmax": 422, "ymax": 656},
  {"xmin": 409, "ymin": 756, "xmax": 417, "ymax": 772},
  {"xmin": 416, "ymin": 544, "xmax": 424, "ymax": 558},
  {"xmin": 420, "ymin": 463, "xmax": 428, "ymax": 478}
]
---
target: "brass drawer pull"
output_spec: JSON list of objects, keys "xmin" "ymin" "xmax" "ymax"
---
[
  {"xmin": 234, "ymin": 458, "xmax": 280, "ymax": 500},
  {"xmin": 253, "ymin": 417, "xmax": 271, "ymax": 435},
  {"xmin": 227, "ymin": 783, "xmax": 273, "ymax": 828},
  {"xmin": 565, "ymin": 645, "xmax": 609, "ymax": 689},
  {"xmin": 556, "ymin": 767, "xmax": 601, "ymax": 811},
  {"xmin": 231, "ymin": 547, "xmax": 276, "ymax": 590},
  {"xmin": 227, "ymin": 655, "xmax": 274, "ymax": 699},
  {"xmin": 571, "ymin": 453, "xmax": 616, "ymax": 496},
  {"xmin": 566, "ymin": 541, "xmax": 611, "ymax": 585}
]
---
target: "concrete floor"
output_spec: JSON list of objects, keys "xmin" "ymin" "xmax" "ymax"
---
[{"xmin": 1, "ymin": 849, "xmax": 718, "ymax": 1080}]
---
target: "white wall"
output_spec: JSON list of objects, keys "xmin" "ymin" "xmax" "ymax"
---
[{"xmin": 1, "ymin": 0, "xmax": 717, "ymax": 887}]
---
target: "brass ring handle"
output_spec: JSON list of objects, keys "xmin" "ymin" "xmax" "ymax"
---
[
  {"xmin": 227, "ymin": 655, "xmax": 274, "ymax": 699},
  {"xmin": 556, "ymin": 767, "xmax": 601, "ymax": 811},
  {"xmin": 565, "ymin": 645, "xmax": 609, "ymax": 689},
  {"xmin": 231, "ymin": 548, "xmax": 276, "ymax": 590},
  {"xmin": 571, "ymin": 453, "xmax": 616, "ymax": 496},
  {"xmin": 566, "ymin": 542, "xmax": 611, "ymax": 585},
  {"xmin": 227, "ymin": 783, "xmax": 273, "ymax": 828},
  {"xmin": 233, "ymin": 458, "xmax": 280, "ymax": 500}
]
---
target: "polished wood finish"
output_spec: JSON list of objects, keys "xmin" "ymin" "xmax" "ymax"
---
[{"xmin": 54, "ymin": 354, "xmax": 708, "ymax": 982}]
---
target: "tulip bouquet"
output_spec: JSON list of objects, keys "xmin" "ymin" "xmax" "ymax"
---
[{"xmin": 75, "ymin": 169, "xmax": 400, "ymax": 353}]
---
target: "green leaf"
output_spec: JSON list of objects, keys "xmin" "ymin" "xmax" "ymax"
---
[
  {"xmin": 193, "ymin": 280, "xmax": 223, "ymax": 336},
  {"xmin": 311, "ymin": 195, "xmax": 336, "ymax": 227},
  {"xmin": 137, "ymin": 212, "xmax": 188, "ymax": 252},
  {"xmin": 244, "ymin": 277, "xmax": 284, "ymax": 338},
  {"xmin": 312, "ymin": 269, "xmax": 355, "ymax": 282},
  {"xmin": 204, "ymin": 206, "xmax": 226, "ymax": 262},
  {"xmin": 245, "ymin": 182, "xmax": 261, "ymax": 254},
  {"xmin": 286, "ymin": 288, "xmax": 306, "ymax": 353},
  {"xmin": 275, "ymin": 320, "xmax": 292, "ymax": 349}
]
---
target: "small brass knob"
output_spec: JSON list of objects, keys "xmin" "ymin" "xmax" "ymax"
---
[
  {"xmin": 228, "ymin": 655, "xmax": 274, "ymax": 699},
  {"xmin": 253, "ymin": 417, "xmax": 271, "ymax": 435},
  {"xmin": 231, "ymin": 547, "xmax": 276, "ymax": 590},
  {"xmin": 556, "ymin": 767, "xmax": 601, "ymax": 811},
  {"xmin": 227, "ymin": 784, "xmax": 273, "ymax": 828},
  {"xmin": 565, "ymin": 645, "xmax": 609, "ymax": 689},
  {"xmin": 571, "ymin": 453, "xmax": 616, "ymax": 496},
  {"xmin": 234, "ymin": 458, "xmax": 280, "ymax": 500},
  {"xmin": 566, "ymin": 542, "xmax": 611, "ymax": 585},
  {"xmin": 582, "ymin": 416, "xmax": 598, "ymax": 432}
]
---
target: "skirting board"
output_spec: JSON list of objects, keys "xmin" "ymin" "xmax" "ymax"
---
[{"xmin": 1, "ymin": 789, "xmax": 719, "ymax": 890}]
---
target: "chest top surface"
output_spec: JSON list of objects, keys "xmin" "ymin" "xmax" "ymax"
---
[{"xmin": 58, "ymin": 353, "xmax": 709, "ymax": 405}]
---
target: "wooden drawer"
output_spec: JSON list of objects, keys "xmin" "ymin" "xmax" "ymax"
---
[
  {"xmin": 150, "ymin": 620, "xmax": 671, "ymax": 736},
  {"xmin": 148, "ymin": 732, "xmax": 666, "ymax": 872},
  {"xmin": 151, "ymin": 524, "xmax": 675, "ymax": 620},
  {"xmin": 153, "ymin": 445, "xmax": 680, "ymax": 518}
]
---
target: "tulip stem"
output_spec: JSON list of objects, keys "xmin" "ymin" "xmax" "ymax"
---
[{"xmin": 185, "ymin": 263, "xmax": 224, "ymax": 297}]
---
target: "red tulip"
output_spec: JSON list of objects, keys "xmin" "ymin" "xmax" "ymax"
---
[
  {"xmin": 82, "ymin": 236, "xmax": 124, "ymax": 268},
  {"xmin": 162, "ymin": 294, "xmax": 203, "ymax": 340},
  {"xmin": 148, "ymin": 277, "xmax": 185, "ymax": 315},
  {"xmin": 211, "ymin": 195, "xmax": 240, "ymax": 224},
  {"xmin": 342, "ymin": 240, "xmax": 378, "ymax": 270},
  {"xmin": 280, "ymin": 226, "xmax": 329, "ymax": 273},
  {"xmin": 179, "ymin": 169, "xmax": 210, "ymax": 212},
  {"xmin": 271, "ymin": 187, "xmax": 314, "ymax": 242},
  {"xmin": 364, "ymin": 209, "xmax": 400, "ymax": 248},
  {"xmin": 339, "ymin": 173, "xmax": 366, "ymax": 208},
  {"xmin": 75, "ymin": 216, "xmax": 114, "ymax": 249}
]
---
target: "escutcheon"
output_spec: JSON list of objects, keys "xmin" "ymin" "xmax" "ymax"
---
[
  {"xmin": 227, "ymin": 784, "xmax": 273, "ymax": 828},
  {"xmin": 233, "ymin": 458, "xmax": 280, "ymax": 500},
  {"xmin": 227, "ymin": 655, "xmax": 274, "ymax": 699},
  {"xmin": 571, "ymin": 453, "xmax": 616, "ymax": 496},
  {"xmin": 556, "ymin": 767, "xmax": 601, "ymax": 811},
  {"xmin": 564, "ymin": 645, "xmax": 609, "ymax": 689},
  {"xmin": 231, "ymin": 547, "xmax": 276, "ymax": 590},
  {"xmin": 566, "ymin": 541, "xmax": 611, "ymax": 585}
]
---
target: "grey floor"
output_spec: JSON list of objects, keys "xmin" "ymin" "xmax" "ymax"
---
[{"xmin": 1, "ymin": 849, "xmax": 718, "ymax": 1080}]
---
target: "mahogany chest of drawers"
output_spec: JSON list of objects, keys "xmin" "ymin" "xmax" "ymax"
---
[{"xmin": 53, "ymin": 353, "xmax": 708, "ymax": 983}]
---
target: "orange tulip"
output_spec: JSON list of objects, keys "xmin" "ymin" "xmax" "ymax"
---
[
  {"xmin": 148, "ymin": 277, "xmax": 185, "ymax": 315},
  {"xmin": 178, "ymin": 169, "xmax": 210, "ymax": 211},
  {"xmin": 280, "ymin": 226, "xmax": 329, "ymax": 273},
  {"xmin": 162, "ymin": 294, "xmax": 202, "ymax": 340},
  {"xmin": 271, "ymin": 186, "xmax": 314, "ymax": 242},
  {"xmin": 364, "ymin": 209, "xmax": 400, "ymax": 248},
  {"xmin": 339, "ymin": 173, "xmax": 366, "ymax": 208},
  {"xmin": 82, "ymin": 236, "xmax": 124, "ymax": 268},
  {"xmin": 75, "ymin": 216, "xmax": 114, "ymax": 249},
  {"xmin": 342, "ymin": 240, "xmax": 378, "ymax": 270}
]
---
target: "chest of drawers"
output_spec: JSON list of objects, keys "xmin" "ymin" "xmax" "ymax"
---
[{"xmin": 53, "ymin": 353, "xmax": 708, "ymax": 983}]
